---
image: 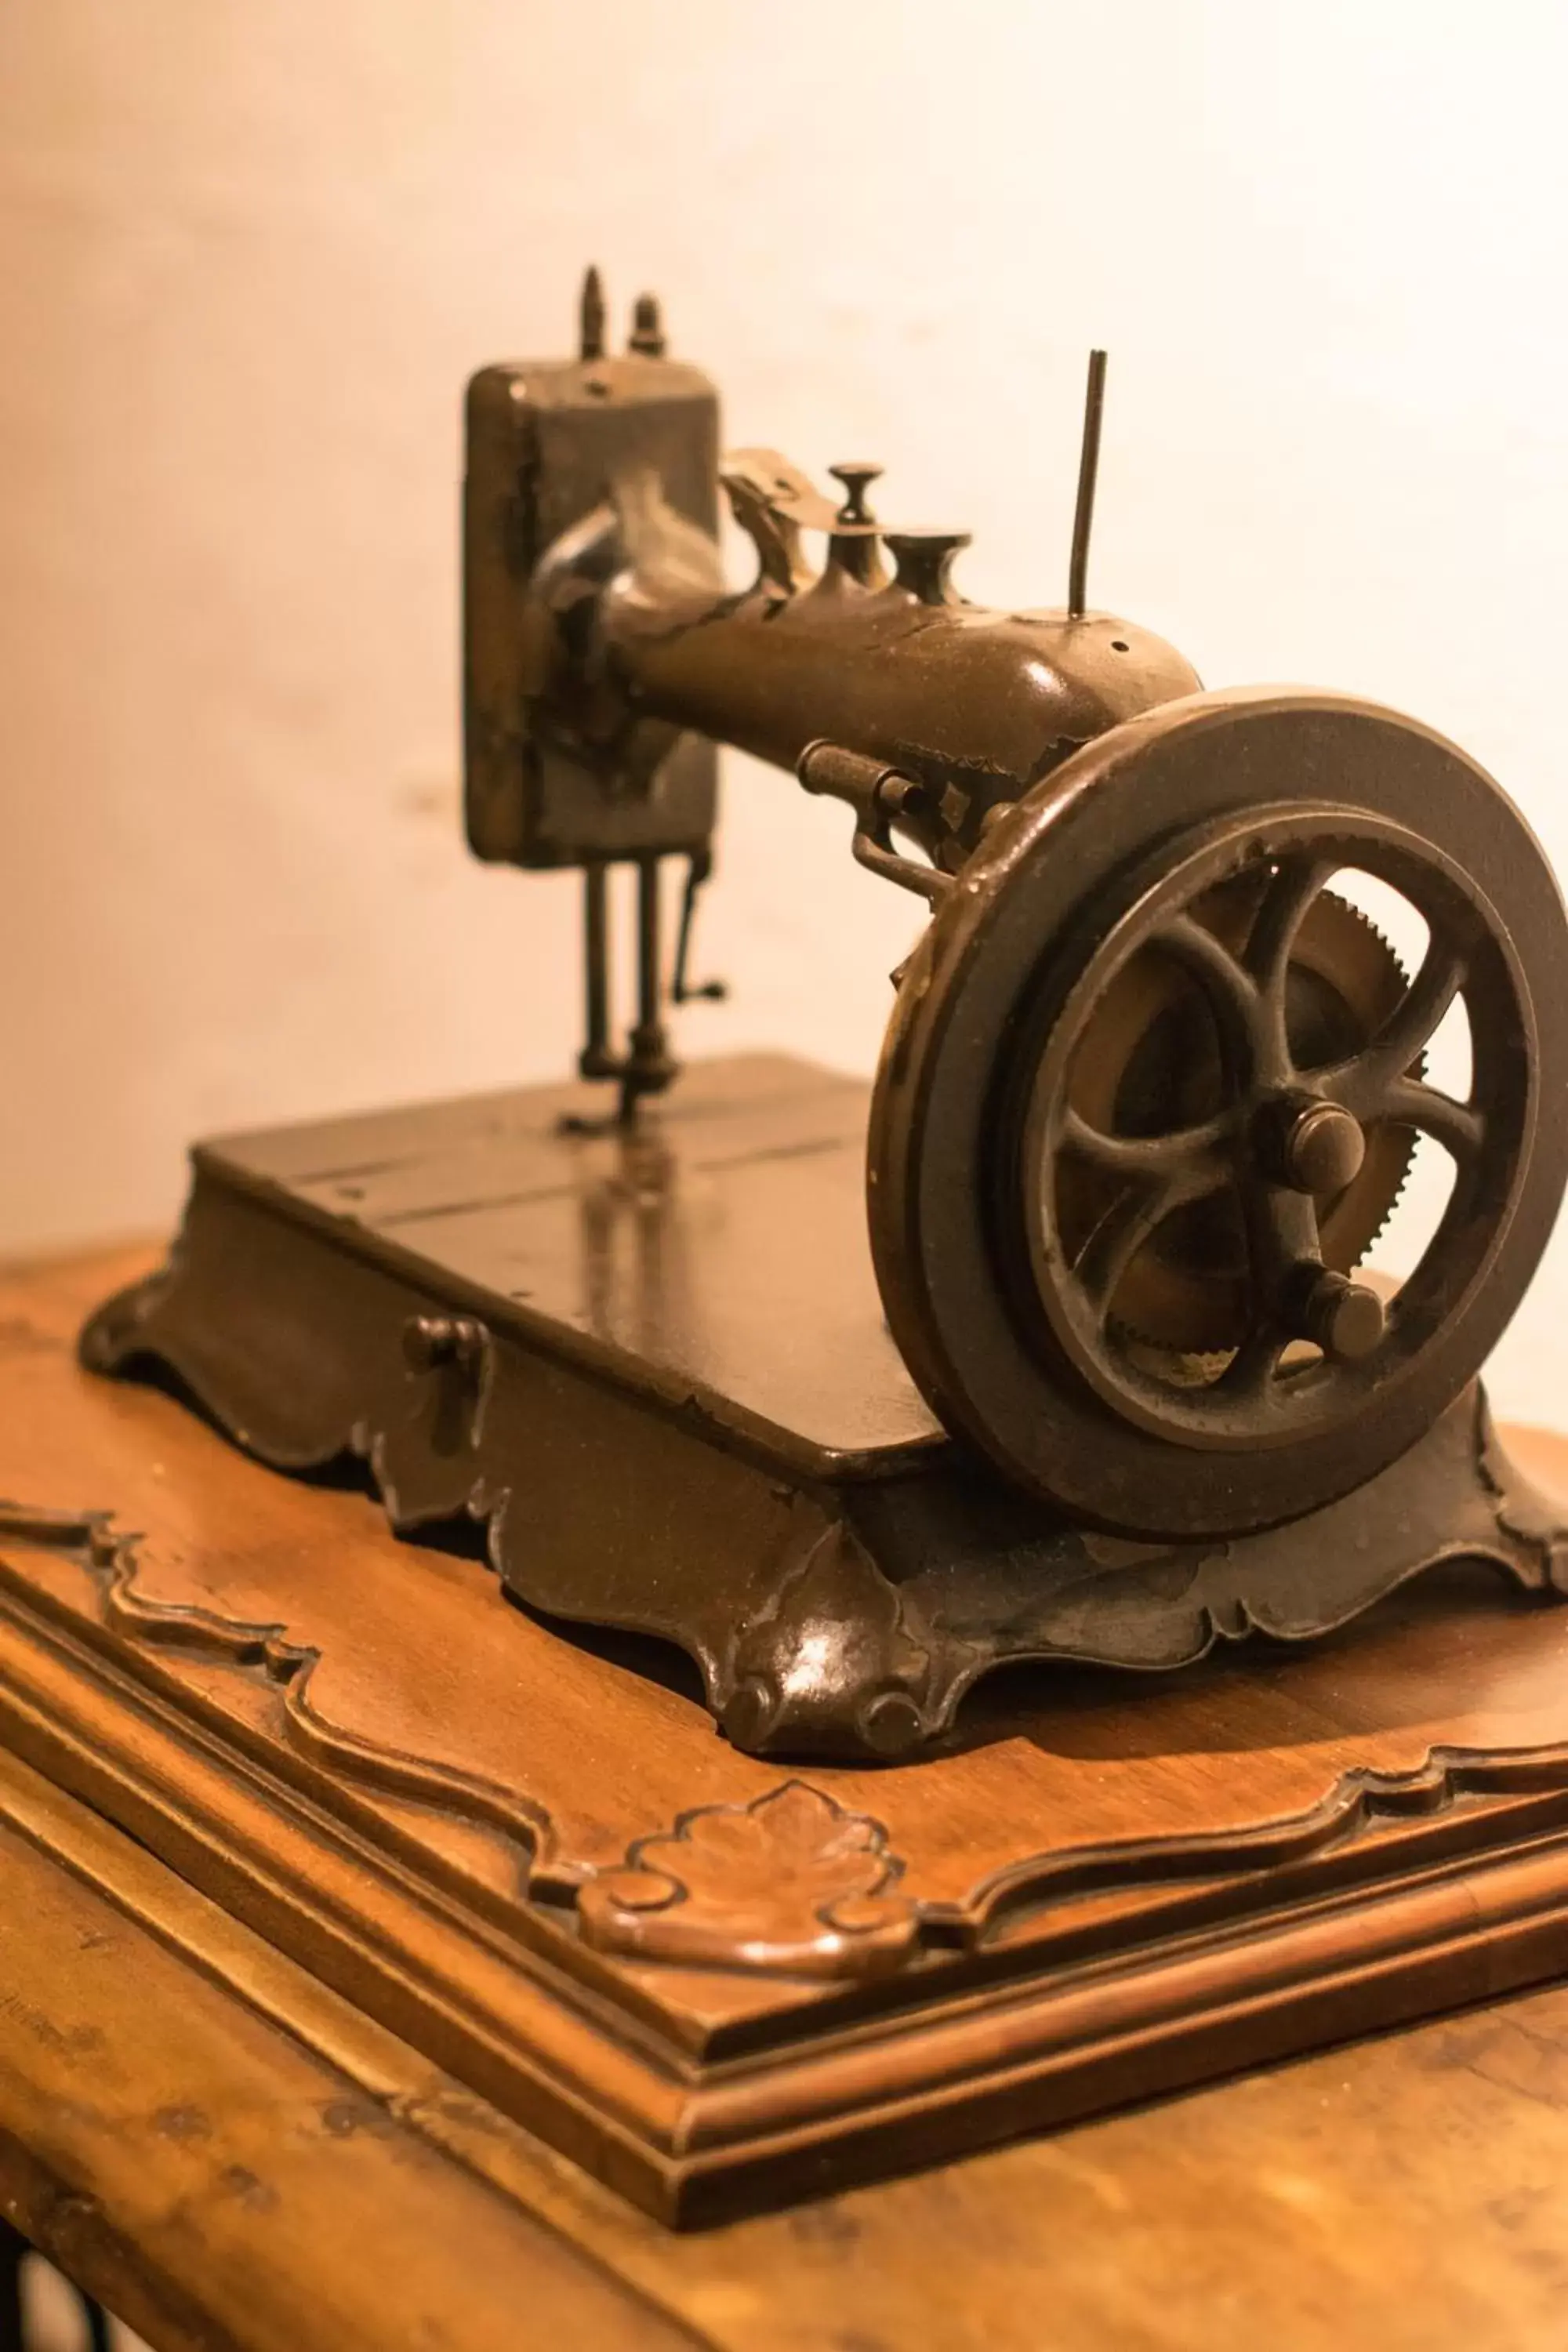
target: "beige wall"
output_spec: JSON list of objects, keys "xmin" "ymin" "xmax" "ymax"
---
[{"xmin": 2, "ymin": 0, "xmax": 1566, "ymax": 1421}]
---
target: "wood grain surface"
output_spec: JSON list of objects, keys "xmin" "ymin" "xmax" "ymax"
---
[
  {"xmin": 3, "ymin": 1734, "xmax": 1567, "ymax": 2352},
  {"xmin": 3, "ymin": 1241, "xmax": 1568, "ymax": 2338}
]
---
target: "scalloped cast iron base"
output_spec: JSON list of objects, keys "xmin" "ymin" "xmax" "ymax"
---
[{"xmin": 80, "ymin": 1055, "xmax": 1568, "ymax": 1760}]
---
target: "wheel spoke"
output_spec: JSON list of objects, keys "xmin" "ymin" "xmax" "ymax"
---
[
  {"xmin": 1381, "ymin": 1074, "xmax": 1485, "ymax": 1166},
  {"xmin": 1004, "ymin": 779, "xmax": 1531, "ymax": 1472},
  {"xmin": 1060, "ymin": 1105, "xmax": 1232, "ymax": 1181},
  {"xmin": 1243, "ymin": 855, "xmax": 1340, "ymax": 1073},
  {"xmin": 1244, "ymin": 854, "xmax": 1338, "ymax": 991},
  {"xmin": 1239, "ymin": 1177, "xmax": 1323, "ymax": 1304},
  {"xmin": 1378, "ymin": 934, "xmax": 1469, "ymax": 1069},
  {"xmin": 1071, "ymin": 1167, "xmax": 1228, "ymax": 1319},
  {"xmin": 1151, "ymin": 916, "xmax": 1262, "ymax": 1064},
  {"xmin": 1325, "ymin": 935, "xmax": 1468, "ymax": 1117},
  {"xmin": 1218, "ymin": 1324, "xmax": 1289, "ymax": 1405}
]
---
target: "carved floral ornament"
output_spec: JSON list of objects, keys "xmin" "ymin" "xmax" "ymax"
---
[
  {"xmin": 0, "ymin": 1506, "xmax": 917, "ymax": 1984},
  {"xmin": 11, "ymin": 1500, "xmax": 1568, "ymax": 1994},
  {"xmin": 577, "ymin": 1779, "xmax": 920, "ymax": 1980}
]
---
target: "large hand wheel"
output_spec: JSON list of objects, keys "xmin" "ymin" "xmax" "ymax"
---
[{"xmin": 867, "ymin": 688, "xmax": 1568, "ymax": 1537}]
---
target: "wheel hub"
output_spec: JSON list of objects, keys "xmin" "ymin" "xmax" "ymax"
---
[
  {"xmin": 1057, "ymin": 877, "xmax": 1414, "ymax": 1354},
  {"xmin": 866, "ymin": 690, "xmax": 1560, "ymax": 1536},
  {"xmin": 1265, "ymin": 1094, "xmax": 1367, "ymax": 1194},
  {"xmin": 1021, "ymin": 803, "xmax": 1525, "ymax": 1451}
]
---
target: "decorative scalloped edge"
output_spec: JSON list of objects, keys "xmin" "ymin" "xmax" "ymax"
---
[
  {"xmin": 76, "ymin": 1217, "xmax": 1568, "ymax": 1768},
  {"xmin": 5, "ymin": 1497, "xmax": 1568, "ymax": 1981},
  {"xmin": 0, "ymin": 1501, "xmax": 564, "ymax": 1888}
]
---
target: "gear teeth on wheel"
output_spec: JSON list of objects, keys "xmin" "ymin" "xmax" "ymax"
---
[{"xmin": 1061, "ymin": 885, "xmax": 1421, "ymax": 1356}]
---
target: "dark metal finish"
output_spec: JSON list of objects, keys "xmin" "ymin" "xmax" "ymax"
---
[
  {"xmin": 578, "ymin": 263, "xmax": 606, "ymax": 361},
  {"xmin": 670, "ymin": 849, "xmax": 726, "ymax": 1007},
  {"xmin": 627, "ymin": 290, "xmax": 666, "ymax": 358},
  {"xmin": 401, "ymin": 1312, "xmax": 487, "ymax": 1376},
  {"xmin": 825, "ymin": 465, "xmax": 888, "ymax": 589},
  {"xmin": 828, "ymin": 462, "xmax": 882, "ymax": 524},
  {"xmin": 797, "ymin": 742, "xmax": 954, "ymax": 906},
  {"xmin": 869, "ymin": 693, "xmax": 1568, "ymax": 1534},
  {"xmin": 579, "ymin": 861, "xmax": 614, "ymax": 1078},
  {"xmin": 1269, "ymin": 1094, "xmax": 1367, "ymax": 1194},
  {"xmin": 881, "ymin": 528, "xmax": 972, "ymax": 607},
  {"xmin": 1050, "ymin": 881, "xmax": 1416, "ymax": 1354},
  {"xmin": 1067, "ymin": 347, "xmax": 1107, "ymax": 618},
  {"xmin": 81, "ymin": 278, "xmax": 1568, "ymax": 1732},
  {"xmin": 599, "ymin": 504, "xmax": 1198, "ymax": 869},
  {"xmin": 78, "ymin": 1058, "xmax": 1568, "ymax": 1760},
  {"xmin": 1298, "ymin": 1269, "xmax": 1386, "ymax": 1362},
  {"xmin": 463, "ymin": 271, "xmax": 722, "ymax": 1102},
  {"xmin": 1012, "ymin": 788, "xmax": 1535, "ymax": 1454}
]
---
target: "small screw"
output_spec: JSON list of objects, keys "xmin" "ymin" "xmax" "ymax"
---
[
  {"xmin": 721, "ymin": 1679, "xmax": 779, "ymax": 1753},
  {"xmin": 1297, "ymin": 1271, "xmax": 1385, "ymax": 1363},
  {"xmin": 857, "ymin": 1690, "xmax": 924, "ymax": 1758},
  {"xmin": 628, "ymin": 292, "xmax": 666, "ymax": 357}
]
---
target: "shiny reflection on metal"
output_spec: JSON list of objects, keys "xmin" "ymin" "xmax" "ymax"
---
[
  {"xmin": 75, "ymin": 1061, "xmax": 1568, "ymax": 1759},
  {"xmin": 79, "ymin": 277, "xmax": 1568, "ymax": 1740}
]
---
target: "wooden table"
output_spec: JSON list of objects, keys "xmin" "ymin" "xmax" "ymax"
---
[{"xmin": 4, "ymin": 1243, "xmax": 1568, "ymax": 2350}]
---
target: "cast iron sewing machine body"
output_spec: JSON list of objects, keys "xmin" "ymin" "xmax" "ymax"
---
[{"xmin": 82, "ymin": 274, "xmax": 1568, "ymax": 1756}]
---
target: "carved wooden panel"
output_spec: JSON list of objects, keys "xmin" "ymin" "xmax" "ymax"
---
[{"xmin": 5, "ymin": 1243, "xmax": 1568, "ymax": 2221}]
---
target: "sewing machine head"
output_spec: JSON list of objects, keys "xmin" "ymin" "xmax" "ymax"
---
[{"xmin": 459, "ymin": 270, "xmax": 1568, "ymax": 1546}]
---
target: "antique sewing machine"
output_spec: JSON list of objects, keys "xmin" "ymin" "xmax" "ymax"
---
[{"xmin": 82, "ymin": 273, "xmax": 1568, "ymax": 1759}]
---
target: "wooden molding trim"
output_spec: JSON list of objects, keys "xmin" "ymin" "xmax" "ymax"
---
[
  {"xmin": 10, "ymin": 1498, "xmax": 1568, "ymax": 1976},
  {"xmin": 6, "ymin": 1486, "xmax": 1568, "ymax": 2223},
  {"xmin": 6, "ymin": 1228, "xmax": 1568, "ymax": 2223}
]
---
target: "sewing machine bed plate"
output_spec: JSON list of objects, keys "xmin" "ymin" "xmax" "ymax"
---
[
  {"xmin": 9, "ymin": 1240, "xmax": 1568, "ymax": 2225},
  {"xmin": 184, "ymin": 1052, "xmax": 942, "ymax": 1470},
  {"xmin": 78, "ymin": 1054, "xmax": 1568, "ymax": 1763}
]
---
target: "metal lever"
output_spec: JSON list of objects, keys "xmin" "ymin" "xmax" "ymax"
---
[
  {"xmin": 1068, "ymin": 348, "xmax": 1108, "ymax": 619},
  {"xmin": 672, "ymin": 851, "xmax": 728, "ymax": 1005},
  {"xmin": 797, "ymin": 742, "xmax": 953, "ymax": 906}
]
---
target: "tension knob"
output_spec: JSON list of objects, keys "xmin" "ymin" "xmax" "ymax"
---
[{"xmin": 884, "ymin": 528, "xmax": 971, "ymax": 608}]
